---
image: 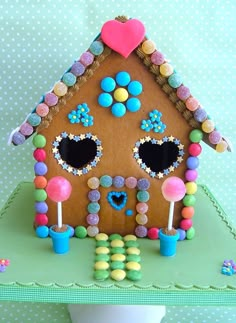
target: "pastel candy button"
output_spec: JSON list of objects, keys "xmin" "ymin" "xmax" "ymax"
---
[
  {"xmin": 70, "ymin": 61, "xmax": 85, "ymax": 76},
  {"xmin": 96, "ymin": 240, "xmax": 109, "ymax": 248},
  {"xmin": 151, "ymin": 51, "xmax": 165, "ymax": 65},
  {"xmin": 110, "ymin": 261, "xmax": 125, "ymax": 270},
  {"xmin": 44, "ymin": 92, "xmax": 58, "ymax": 106},
  {"xmin": 87, "ymin": 226, "xmax": 99, "ymax": 237},
  {"xmin": 114, "ymin": 88, "xmax": 129, "ymax": 102},
  {"xmin": 160, "ymin": 63, "xmax": 174, "ymax": 77},
  {"xmin": 94, "ymin": 261, "xmax": 109, "ymax": 270},
  {"xmin": 95, "ymin": 246, "xmax": 110, "ymax": 254},
  {"xmin": 87, "ymin": 177, "xmax": 100, "ymax": 189},
  {"xmin": 53, "ymin": 81, "xmax": 68, "ymax": 96},
  {"xmin": 62, "ymin": 72, "xmax": 76, "ymax": 87},
  {"xmin": 98, "ymin": 93, "xmax": 113, "ymax": 107},
  {"xmin": 28, "ymin": 113, "xmax": 41, "ymax": 126},
  {"xmin": 124, "ymin": 234, "xmax": 137, "ymax": 241},
  {"xmin": 168, "ymin": 72, "xmax": 183, "ymax": 88},
  {"xmin": 12, "ymin": 131, "xmax": 25, "ymax": 145},
  {"xmin": 101, "ymin": 77, "xmax": 116, "ymax": 92},
  {"xmin": 141, "ymin": 39, "xmax": 156, "ymax": 54},
  {"xmin": 126, "ymin": 247, "xmax": 140, "ymax": 255},
  {"xmin": 111, "ymin": 103, "xmax": 126, "ymax": 117},
  {"xmin": 126, "ymin": 98, "xmax": 141, "ymax": 112},
  {"xmin": 110, "ymin": 239, "xmax": 124, "ymax": 248},
  {"xmin": 115, "ymin": 71, "xmax": 131, "ymax": 86},
  {"xmin": 216, "ymin": 140, "xmax": 228, "ymax": 152},
  {"xmin": 126, "ymin": 261, "xmax": 141, "ymax": 271},
  {"xmin": 176, "ymin": 85, "xmax": 190, "ymax": 100},
  {"xmin": 111, "ymin": 254, "xmax": 126, "ymax": 262},
  {"xmin": 36, "ymin": 103, "xmax": 49, "ymax": 117},
  {"xmin": 128, "ymin": 81, "xmax": 142, "ymax": 96},
  {"xmin": 111, "ymin": 269, "xmax": 126, "ymax": 281},
  {"xmin": 89, "ymin": 40, "xmax": 104, "ymax": 56},
  {"xmin": 80, "ymin": 51, "xmax": 94, "ymax": 66},
  {"xmin": 32, "ymin": 134, "xmax": 46, "ymax": 148},
  {"xmin": 125, "ymin": 240, "xmax": 139, "ymax": 248},
  {"xmin": 194, "ymin": 108, "xmax": 208, "ymax": 122},
  {"xmin": 20, "ymin": 122, "xmax": 33, "ymax": 136},
  {"xmin": 202, "ymin": 119, "xmax": 215, "ymax": 133},
  {"xmin": 209, "ymin": 130, "xmax": 222, "ymax": 144},
  {"xmin": 94, "ymin": 270, "xmax": 109, "ymax": 281},
  {"xmin": 186, "ymin": 97, "xmax": 199, "ymax": 111},
  {"xmin": 127, "ymin": 270, "xmax": 142, "ymax": 281}
]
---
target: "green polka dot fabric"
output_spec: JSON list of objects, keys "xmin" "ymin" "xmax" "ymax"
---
[
  {"xmin": 0, "ymin": 302, "xmax": 236, "ymax": 322},
  {"xmin": 0, "ymin": 0, "xmax": 235, "ymax": 321}
]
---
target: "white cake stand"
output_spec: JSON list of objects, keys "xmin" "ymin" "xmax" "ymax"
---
[{"xmin": 68, "ymin": 304, "xmax": 166, "ymax": 323}]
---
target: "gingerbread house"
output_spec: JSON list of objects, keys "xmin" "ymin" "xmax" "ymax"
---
[{"xmin": 10, "ymin": 16, "xmax": 230, "ymax": 238}]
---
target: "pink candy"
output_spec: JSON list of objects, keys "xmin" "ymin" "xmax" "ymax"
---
[
  {"xmin": 161, "ymin": 177, "xmax": 186, "ymax": 202},
  {"xmin": 46, "ymin": 176, "xmax": 72, "ymax": 202}
]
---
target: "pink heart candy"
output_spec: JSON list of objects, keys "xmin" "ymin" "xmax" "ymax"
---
[{"xmin": 101, "ymin": 19, "xmax": 146, "ymax": 58}]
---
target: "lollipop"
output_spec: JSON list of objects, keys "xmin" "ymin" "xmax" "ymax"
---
[
  {"xmin": 46, "ymin": 176, "xmax": 72, "ymax": 228},
  {"xmin": 161, "ymin": 177, "xmax": 186, "ymax": 231}
]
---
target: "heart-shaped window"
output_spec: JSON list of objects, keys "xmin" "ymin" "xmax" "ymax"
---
[
  {"xmin": 133, "ymin": 136, "xmax": 184, "ymax": 179},
  {"xmin": 52, "ymin": 132, "xmax": 102, "ymax": 176}
]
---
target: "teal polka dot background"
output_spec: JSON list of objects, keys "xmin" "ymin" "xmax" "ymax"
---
[{"xmin": 0, "ymin": 0, "xmax": 235, "ymax": 321}]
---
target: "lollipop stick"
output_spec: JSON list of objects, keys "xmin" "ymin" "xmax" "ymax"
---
[
  {"xmin": 167, "ymin": 201, "xmax": 174, "ymax": 231},
  {"xmin": 57, "ymin": 201, "xmax": 62, "ymax": 228}
]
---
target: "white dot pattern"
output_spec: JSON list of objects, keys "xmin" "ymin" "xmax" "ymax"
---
[{"xmin": 0, "ymin": 0, "xmax": 236, "ymax": 319}]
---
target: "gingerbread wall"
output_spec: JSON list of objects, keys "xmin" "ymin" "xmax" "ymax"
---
[{"xmin": 38, "ymin": 50, "xmax": 192, "ymax": 235}]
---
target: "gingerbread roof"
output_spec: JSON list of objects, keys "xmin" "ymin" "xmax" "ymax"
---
[{"xmin": 9, "ymin": 16, "xmax": 231, "ymax": 153}]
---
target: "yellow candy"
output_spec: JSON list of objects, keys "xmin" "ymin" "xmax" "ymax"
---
[
  {"xmin": 159, "ymin": 63, "xmax": 174, "ymax": 77},
  {"xmin": 111, "ymin": 254, "xmax": 126, "ymax": 262},
  {"xmin": 216, "ymin": 140, "xmax": 228, "ymax": 153},
  {"xmin": 185, "ymin": 182, "xmax": 197, "ymax": 195},
  {"xmin": 135, "ymin": 213, "xmax": 148, "ymax": 225},
  {"xmin": 126, "ymin": 247, "xmax": 140, "ymax": 255},
  {"xmin": 87, "ymin": 177, "xmax": 100, "ymax": 189},
  {"xmin": 94, "ymin": 261, "xmax": 109, "ymax": 270},
  {"xmin": 114, "ymin": 88, "xmax": 129, "ymax": 102},
  {"xmin": 95, "ymin": 246, "xmax": 110, "ymax": 254},
  {"xmin": 110, "ymin": 239, "xmax": 125, "ymax": 248},
  {"xmin": 95, "ymin": 233, "xmax": 109, "ymax": 241},
  {"xmin": 201, "ymin": 119, "xmax": 215, "ymax": 133},
  {"xmin": 111, "ymin": 269, "xmax": 126, "ymax": 281},
  {"xmin": 142, "ymin": 40, "xmax": 156, "ymax": 54},
  {"xmin": 126, "ymin": 261, "xmax": 141, "ymax": 271},
  {"xmin": 53, "ymin": 81, "xmax": 68, "ymax": 96},
  {"xmin": 124, "ymin": 234, "xmax": 137, "ymax": 241}
]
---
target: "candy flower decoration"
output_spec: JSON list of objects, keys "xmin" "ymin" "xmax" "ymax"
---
[
  {"xmin": 161, "ymin": 176, "xmax": 186, "ymax": 231},
  {"xmin": 46, "ymin": 176, "xmax": 72, "ymax": 228}
]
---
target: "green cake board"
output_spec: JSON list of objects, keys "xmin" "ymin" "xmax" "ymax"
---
[{"xmin": 0, "ymin": 182, "xmax": 235, "ymax": 305}]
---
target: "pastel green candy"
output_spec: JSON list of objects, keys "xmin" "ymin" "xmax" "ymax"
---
[
  {"xmin": 109, "ymin": 233, "xmax": 122, "ymax": 241},
  {"xmin": 95, "ymin": 254, "xmax": 110, "ymax": 262},
  {"xmin": 34, "ymin": 189, "xmax": 47, "ymax": 201},
  {"xmin": 127, "ymin": 270, "xmax": 142, "ymax": 281},
  {"xmin": 110, "ymin": 247, "xmax": 126, "ymax": 254},
  {"xmin": 136, "ymin": 190, "xmax": 150, "ymax": 202},
  {"xmin": 189, "ymin": 129, "xmax": 203, "ymax": 143},
  {"xmin": 126, "ymin": 254, "xmax": 141, "ymax": 263},
  {"xmin": 125, "ymin": 240, "xmax": 140, "ymax": 248},
  {"xmin": 110, "ymin": 261, "xmax": 125, "ymax": 270},
  {"xmin": 94, "ymin": 270, "xmax": 109, "ymax": 281},
  {"xmin": 33, "ymin": 134, "xmax": 46, "ymax": 148},
  {"xmin": 186, "ymin": 227, "xmax": 195, "ymax": 240},
  {"xmin": 96, "ymin": 240, "xmax": 110, "ymax": 247},
  {"xmin": 183, "ymin": 194, "xmax": 196, "ymax": 206},
  {"xmin": 75, "ymin": 226, "xmax": 87, "ymax": 238}
]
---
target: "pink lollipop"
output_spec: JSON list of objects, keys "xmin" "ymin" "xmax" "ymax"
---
[
  {"xmin": 46, "ymin": 176, "xmax": 72, "ymax": 228},
  {"xmin": 161, "ymin": 177, "xmax": 186, "ymax": 231}
]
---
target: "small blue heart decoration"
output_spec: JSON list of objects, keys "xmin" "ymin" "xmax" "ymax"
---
[{"xmin": 107, "ymin": 191, "xmax": 128, "ymax": 210}]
